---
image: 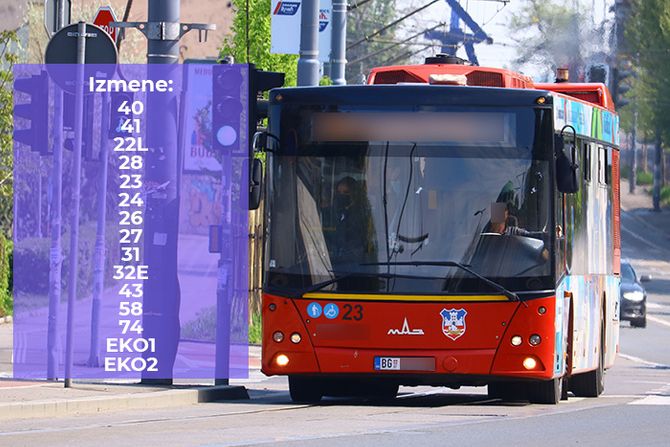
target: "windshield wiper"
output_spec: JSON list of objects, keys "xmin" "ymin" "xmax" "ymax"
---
[
  {"xmin": 361, "ymin": 260, "xmax": 521, "ymax": 302},
  {"xmin": 300, "ymin": 272, "xmax": 357, "ymax": 295},
  {"xmin": 299, "ymin": 271, "xmax": 443, "ymax": 296}
]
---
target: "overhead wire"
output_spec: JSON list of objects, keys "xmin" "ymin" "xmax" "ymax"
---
[
  {"xmin": 447, "ymin": 0, "xmax": 507, "ymax": 57},
  {"xmin": 348, "ymin": 0, "xmax": 374, "ymax": 12},
  {"xmin": 347, "ymin": 0, "xmax": 442, "ymax": 50},
  {"xmin": 349, "ymin": 22, "xmax": 447, "ymax": 65},
  {"xmin": 382, "ymin": 43, "xmax": 443, "ymax": 66},
  {"xmin": 116, "ymin": 0, "xmax": 134, "ymax": 50}
]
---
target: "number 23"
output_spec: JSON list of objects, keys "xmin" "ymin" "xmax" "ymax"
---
[{"xmin": 342, "ymin": 304, "xmax": 363, "ymax": 321}]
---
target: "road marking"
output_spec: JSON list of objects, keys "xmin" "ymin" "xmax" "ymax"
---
[
  {"xmin": 620, "ymin": 222, "xmax": 662, "ymax": 251},
  {"xmin": 647, "ymin": 302, "xmax": 665, "ymax": 310},
  {"xmin": 629, "ymin": 383, "xmax": 670, "ymax": 406},
  {"xmin": 648, "ymin": 315, "xmax": 670, "ymax": 329},
  {"xmin": 629, "ymin": 395, "xmax": 670, "ymax": 405},
  {"xmin": 618, "ymin": 353, "xmax": 670, "ymax": 369}
]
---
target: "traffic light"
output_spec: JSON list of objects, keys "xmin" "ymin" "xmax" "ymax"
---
[
  {"xmin": 213, "ymin": 65, "xmax": 244, "ymax": 153},
  {"xmin": 248, "ymin": 64, "xmax": 285, "ymax": 138},
  {"xmin": 212, "ymin": 64, "xmax": 285, "ymax": 210},
  {"xmin": 13, "ymin": 71, "xmax": 49, "ymax": 155},
  {"xmin": 63, "ymin": 94, "xmax": 96, "ymax": 160},
  {"xmin": 613, "ymin": 59, "xmax": 635, "ymax": 108},
  {"xmin": 248, "ymin": 65, "xmax": 284, "ymax": 210},
  {"xmin": 587, "ymin": 64, "xmax": 608, "ymax": 84}
]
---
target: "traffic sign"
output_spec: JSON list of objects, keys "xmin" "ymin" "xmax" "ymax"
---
[
  {"xmin": 44, "ymin": 0, "xmax": 72, "ymax": 36},
  {"xmin": 45, "ymin": 22, "xmax": 118, "ymax": 93},
  {"xmin": 93, "ymin": 6, "xmax": 119, "ymax": 43}
]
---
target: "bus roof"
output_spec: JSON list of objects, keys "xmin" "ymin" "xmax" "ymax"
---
[{"xmin": 368, "ymin": 58, "xmax": 616, "ymax": 113}]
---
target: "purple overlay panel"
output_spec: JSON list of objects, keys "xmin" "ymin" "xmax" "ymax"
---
[{"xmin": 12, "ymin": 64, "xmax": 249, "ymax": 380}]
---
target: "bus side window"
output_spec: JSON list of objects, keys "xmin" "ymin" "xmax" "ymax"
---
[
  {"xmin": 583, "ymin": 143, "xmax": 591, "ymax": 182},
  {"xmin": 598, "ymin": 146, "xmax": 607, "ymax": 185},
  {"xmin": 605, "ymin": 147, "xmax": 612, "ymax": 185}
]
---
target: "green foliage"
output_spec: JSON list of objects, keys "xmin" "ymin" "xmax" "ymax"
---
[
  {"xmin": 346, "ymin": 1, "xmax": 402, "ymax": 83},
  {"xmin": 0, "ymin": 234, "xmax": 12, "ymax": 316},
  {"xmin": 181, "ymin": 306, "xmax": 216, "ymax": 342},
  {"xmin": 220, "ymin": 0, "xmax": 298, "ymax": 86},
  {"xmin": 181, "ymin": 307, "xmax": 262, "ymax": 344},
  {"xmin": 12, "ymin": 223, "xmax": 120, "ymax": 302},
  {"xmin": 636, "ymin": 170, "xmax": 653, "ymax": 186},
  {"xmin": 0, "ymin": 31, "xmax": 18, "ymax": 316},
  {"xmin": 661, "ymin": 185, "xmax": 670, "ymax": 206},
  {"xmin": 0, "ymin": 31, "xmax": 18, "ymax": 238},
  {"xmin": 508, "ymin": 0, "xmax": 596, "ymax": 80},
  {"xmin": 248, "ymin": 311, "xmax": 262, "ymax": 344},
  {"xmin": 624, "ymin": 0, "xmax": 670, "ymax": 144}
]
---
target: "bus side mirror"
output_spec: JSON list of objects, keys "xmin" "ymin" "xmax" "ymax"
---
[
  {"xmin": 249, "ymin": 158, "xmax": 263, "ymax": 210},
  {"xmin": 555, "ymin": 136, "xmax": 579, "ymax": 194}
]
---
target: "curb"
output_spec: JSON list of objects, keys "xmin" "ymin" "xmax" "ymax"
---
[
  {"xmin": 0, "ymin": 315, "xmax": 12, "ymax": 325},
  {"xmin": 0, "ymin": 384, "xmax": 249, "ymax": 421}
]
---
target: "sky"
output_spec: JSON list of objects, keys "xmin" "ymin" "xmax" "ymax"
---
[{"xmin": 397, "ymin": 0, "xmax": 615, "ymax": 81}]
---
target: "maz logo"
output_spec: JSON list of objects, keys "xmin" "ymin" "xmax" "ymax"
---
[{"xmin": 387, "ymin": 318, "xmax": 424, "ymax": 336}]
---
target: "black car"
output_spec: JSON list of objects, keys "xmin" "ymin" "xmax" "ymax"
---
[{"xmin": 620, "ymin": 260, "xmax": 651, "ymax": 328}]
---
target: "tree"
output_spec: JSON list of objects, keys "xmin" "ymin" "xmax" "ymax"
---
[
  {"xmin": 508, "ymin": 0, "xmax": 599, "ymax": 81},
  {"xmin": 346, "ymin": 0, "xmax": 404, "ymax": 84},
  {"xmin": 625, "ymin": 0, "xmax": 670, "ymax": 143},
  {"xmin": 0, "ymin": 30, "xmax": 18, "ymax": 317},
  {"xmin": 220, "ymin": 0, "xmax": 298, "ymax": 86},
  {"xmin": 0, "ymin": 31, "xmax": 18, "ymax": 237}
]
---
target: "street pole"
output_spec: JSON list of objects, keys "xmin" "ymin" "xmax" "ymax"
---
[
  {"xmin": 141, "ymin": 0, "xmax": 181, "ymax": 384},
  {"xmin": 87, "ymin": 92, "xmax": 110, "ymax": 367},
  {"xmin": 37, "ymin": 159, "xmax": 42, "ymax": 237},
  {"xmin": 629, "ymin": 106, "xmax": 637, "ymax": 194},
  {"xmin": 57, "ymin": 0, "xmax": 65, "ymax": 30},
  {"xmin": 653, "ymin": 127, "xmax": 662, "ymax": 212},
  {"xmin": 330, "ymin": 0, "xmax": 347, "ymax": 85},
  {"xmin": 47, "ymin": 0, "xmax": 67, "ymax": 383},
  {"xmin": 297, "ymin": 0, "xmax": 320, "ymax": 86},
  {"xmin": 64, "ymin": 21, "xmax": 87, "ymax": 389},
  {"xmin": 47, "ymin": 88, "xmax": 63, "ymax": 381}
]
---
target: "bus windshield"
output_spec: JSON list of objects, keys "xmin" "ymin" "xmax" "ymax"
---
[{"xmin": 266, "ymin": 106, "xmax": 554, "ymax": 295}]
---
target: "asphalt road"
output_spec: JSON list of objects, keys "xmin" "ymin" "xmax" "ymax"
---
[{"xmin": 1, "ymin": 206, "xmax": 669, "ymax": 446}]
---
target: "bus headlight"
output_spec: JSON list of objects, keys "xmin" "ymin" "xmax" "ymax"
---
[
  {"xmin": 511, "ymin": 335, "xmax": 523, "ymax": 346},
  {"xmin": 290, "ymin": 333, "xmax": 302, "ymax": 344},
  {"xmin": 523, "ymin": 357, "xmax": 537, "ymax": 370},
  {"xmin": 529, "ymin": 334, "xmax": 542, "ymax": 346},
  {"xmin": 275, "ymin": 354, "xmax": 289, "ymax": 366},
  {"xmin": 623, "ymin": 291, "xmax": 644, "ymax": 302},
  {"xmin": 273, "ymin": 331, "xmax": 284, "ymax": 342}
]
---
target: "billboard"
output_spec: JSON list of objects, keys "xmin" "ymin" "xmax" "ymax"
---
[{"xmin": 270, "ymin": 0, "xmax": 332, "ymax": 62}]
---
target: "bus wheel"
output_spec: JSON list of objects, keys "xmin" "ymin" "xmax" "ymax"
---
[
  {"xmin": 570, "ymin": 357, "xmax": 604, "ymax": 397},
  {"xmin": 571, "ymin": 318, "xmax": 605, "ymax": 397},
  {"xmin": 488, "ymin": 381, "xmax": 523, "ymax": 401},
  {"xmin": 529, "ymin": 377, "xmax": 562, "ymax": 405},
  {"xmin": 366, "ymin": 382, "xmax": 399, "ymax": 401},
  {"xmin": 631, "ymin": 316, "xmax": 646, "ymax": 328},
  {"xmin": 561, "ymin": 378, "xmax": 569, "ymax": 400},
  {"xmin": 289, "ymin": 376, "xmax": 323, "ymax": 403}
]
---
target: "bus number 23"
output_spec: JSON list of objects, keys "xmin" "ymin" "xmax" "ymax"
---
[{"xmin": 342, "ymin": 304, "xmax": 363, "ymax": 321}]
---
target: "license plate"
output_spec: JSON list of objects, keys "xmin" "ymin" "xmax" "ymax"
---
[{"xmin": 374, "ymin": 357, "xmax": 400, "ymax": 370}]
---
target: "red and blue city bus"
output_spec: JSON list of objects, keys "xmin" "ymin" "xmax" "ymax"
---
[{"xmin": 260, "ymin": 56, "xmax": 620, "ymax": 404}]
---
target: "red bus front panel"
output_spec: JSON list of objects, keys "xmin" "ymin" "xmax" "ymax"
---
[{"xmin": 262, "ymin": 293, "xmax": 558, "ymax": 381}]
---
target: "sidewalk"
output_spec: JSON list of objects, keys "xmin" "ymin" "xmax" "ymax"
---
[
  {"xmin": 0, "ymin": 321, "xmax": 262, "ymax": 421},
  {"xmin": 620, "ymin": 184, "xmax": 670, "ymax": 238}
]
